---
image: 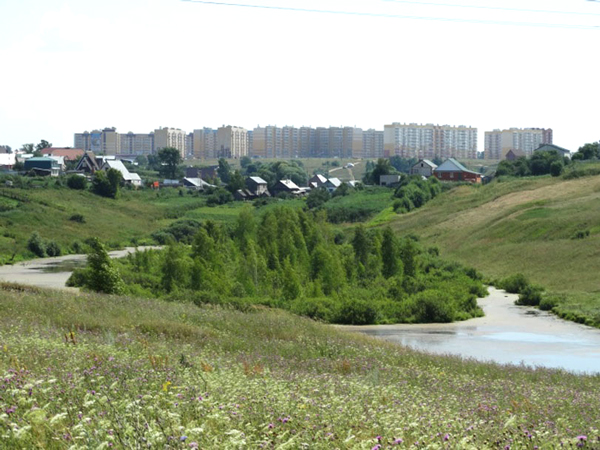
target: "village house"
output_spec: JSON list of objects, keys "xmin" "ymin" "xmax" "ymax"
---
[
  {"xmin": 323, "ymin": 177, "xmax": 342, "ymax": 193},
  {"xmin": 379, "ymin": 174, "xmax": 402, "ymax": 187},
  {"xmin": 270, "ymin": 179, "xmax": 307, "ymax": 197},
  {"xmin": 434, "ymin": 158, "xmax": 482, "ymax": 183},
  {"xmin": 246, "ymin": 176, "xmax": 269, "ymax": 196},
  {"xmin": 534, "ymin": 144, "xmax": 571, "ymax": 158},
  {"xmin": 24, "ymin": 157, "xmax": 60, "ymax": 177},
  {"xmin": 40, "ymin": 148, "xmax": 85, "ymax": 162},
  {"xmin": 308, "ymin": 174, "xmax": 328, "ymax": 189},
  {"xmin": 182, "ymin": 178, "xmax": 214, "ymax": 190},
  {"xmin": 101, "ymin": 159, "xmax": 142, "ymax": 187},
  {"xmin": 0, "ymin": 153, "xmax": 16, "ymax": 170},
  {"xmin": 411, "ymin": 159, "xmax": 437, "ymax": 178},
  {"xmin": 505, "ymin": 149, "xmax": 525, "ymax": 161}
]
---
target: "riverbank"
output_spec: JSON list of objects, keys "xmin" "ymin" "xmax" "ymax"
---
[
  {"xmin": 344, "ymin": 287, "xmax": 600, "ymax": 373},
  {"xmin": 0, "ymin": 246, "xmax": 159, "ymax": 290}
]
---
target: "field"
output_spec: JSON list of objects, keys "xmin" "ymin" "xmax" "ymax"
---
[
  {"xmin": 388, "ymin": 167, "xmax": 600, "ymax": 326},
  {"xmin": 1, "ymin": 283, "xmax": 599, "ymax": 449}
]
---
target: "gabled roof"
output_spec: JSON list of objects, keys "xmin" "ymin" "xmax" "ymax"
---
[
  {"xmin": 248, "ymin": 176, "xmax": 267, "ymax": 185},
  {"xmin": 310, "ymin": 174, "xmax": 328, "ymax": 184},
  {"xmin": 535, "ymin": 143, "xmax": 570, "ymax": 155},
  {"xmin": 414, "ymin": 159, "xmax": 437, "ymax": 169},
  {"xmin": 275, "ymin": 179, "xmax": 301, "ymax": 190},
  {"xmin": 183, "ymin": 177, "xmax": 215, "ymax": 188},
  {"xmin": 434, "ymin": 158, "xmax": 479, "ymax": 175},
  {"xmin": 76, "ymin": 151, "xmax": 102, "ymax": 172},
  {"xmin": 0, "ymin": 154, "xmax": 16, "ymax": 166},
  {"xmin": 102, "ymin": 159, "xmax": 140, "ymax": 182},
  {"xmin": 325, "ymin": 177, "xmax": 342, "ymax": 187},
  {"xmin": 40, "ymin": 148, "xmax": 85, "ymax": 160}
]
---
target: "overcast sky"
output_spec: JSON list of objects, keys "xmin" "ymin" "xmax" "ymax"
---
[{"xmin": 1, "ymin": 0, "xmax": 598, "ymax": 153}]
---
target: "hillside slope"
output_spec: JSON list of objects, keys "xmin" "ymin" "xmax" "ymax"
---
[{"xmin": 389, "ymin": 174, "xmax": 600, "ymax": 323}]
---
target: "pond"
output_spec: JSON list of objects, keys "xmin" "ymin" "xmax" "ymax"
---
[{"xmin": 343, "ymin": 287, "xmax": 600, "ymax": 375}]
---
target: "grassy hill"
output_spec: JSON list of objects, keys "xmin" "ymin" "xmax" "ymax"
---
[
  {"xmin": 0, "ymin": 187, "xmax": 246, "ymax": 264},
  {"xmin": 388, "ymin": 169, "xmax": 600, "ymax": 326},
  {"xmin": 0, "ymin": 283, "xmax": 598, "ymax": 448}
]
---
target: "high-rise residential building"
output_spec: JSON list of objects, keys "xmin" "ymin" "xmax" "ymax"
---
[
  {"xmin": 252, "ymin": 126, "xmax": 283, "ymax": 158},
  {"xmin": 217, "ymin": 125, "xmax": 248, "ymax": 158},
  {"xmin": 363, "ymin": 129, "xmax": 384, "ymax": 158},
  {"xmin": 74, "ymin": 127, "xmax": 120, "ymax": 155},
  {"xmin": 119, "ymin": 132, "xmax": 154, "ymax": 155},
  {"xmin": 484, "ymin": 128, "xmax": 553, "ymax": 159},
  {"xmin": 384, "ymin": 123, "xmax": 477, "ymax": 159},
  {"xmin": 298, "ymin": 127, "xmax": 316, "ymax": 158},
  {"xmin": 343, "ymin": 127, "xmax": 363, "ymax": 158},
  {"xmin": 282, "ymin": 126, "xmax": 299, "ymax": 159},
  {"xmin": 316, "ymin": 127, "xmax": 330, "ymax": 158},
  {"xmin": 193, "ymin": 128, "xmax": 218, "ymax": 159},
  {"xmin": 154, "ymin": 127, "xmax": 187, "ymax": 158},
  {"xmin": 247, "ymin": 130, "xmax": 253, "ymax": 157},
  {"xmin": 185, "ymin": 133, "xmax": 193, "ymax": 158}
]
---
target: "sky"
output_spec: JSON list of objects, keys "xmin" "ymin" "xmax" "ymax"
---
[{"xmin": 0, "ymin": 0, "xmax": 598, "ymax": 153}]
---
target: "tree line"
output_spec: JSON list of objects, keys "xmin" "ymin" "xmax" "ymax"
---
[{"xmin": 69, "ymin": 206, "xmax": 486, "ymax": 325}]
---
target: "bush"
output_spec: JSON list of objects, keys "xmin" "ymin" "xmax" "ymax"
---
[
  {"xmin": 335, "ymin": 299, "xmax": 378, "ymax": 325},
  {"xmin": 550, "ymin": 160, "xmax": 564, "ymax": 177},
  {"xmin": 498, "ymin": 273, "xmax": 529, "ymax": 294},
  {"xmin": 45, "ymin": 241, "xmax": 62, "ymax": 257},
  {"xmin": 69, "ymin": 213, "xmax": 86, "ymax": 223},
  {"xmin": 27, "ymin": 232, "xmax": 46, "ymax": 257},
  {"xmin": 572, "ymin": 229, "xmax": 590, "ymax": 240},
  {"xmin": 515, "ymin": 285, "xmax": 544, "ymax": 306},
  {"xmin": 410, "ymin": 290, "xmax": 455, "ymax": 323},
  {"xmin": 539, "ymin": 293, "xmax": 564, "ymax": 311},
  {"xmin": 66, "ymin": 175, "xmax": 88, "ymax": 190},
  {"xmin": 152, "ymin": 219, "xmax": 203, "ymax": 245}
]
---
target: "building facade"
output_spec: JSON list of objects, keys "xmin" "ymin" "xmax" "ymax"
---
[
  {"xmin": 363, "ymin": 129, "xmax": 384, "ymax": 159},
  {"xmin": 154, "ymin": 127, "xmax": 187, "ymax": 158},
  {"xmin": 193, "ymin": 128, "xmax": 218, "ymax": 159},
  {"xmin": 119, "ymin": 132, "xmax": 154, "ymax": 155},
  {"xmin": 384, "ymin": 123, "xmax": 477, "ymax": 160},
  {"xmin": 217, "ymin": 126, "xmax": 248, "ymax": 158},
  {"xmin": 484, "ymin": 128, "xmax": 553, "ymax": 159}
]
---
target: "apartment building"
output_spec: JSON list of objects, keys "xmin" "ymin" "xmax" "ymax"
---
[
  {"xmin": 484, "ymin": 128, "xmax": 553, "ymax": 159},
  {"xmin": 343, "ymin": 127, "xmax": 363, "ymax": 158},
  {"xmin": 193, "ymin": 128, "xmax": 218, "ymax": 159},
  {"xmin": 154, "ymin": 127, "xmax": 187, "ymax": 158},
  {"xmin": 298, "ymin": 127, "xmax": 316, "ymax": 158},
  {"xmin": 74, "ymin": 127, "xmax": 120, "ymax": 155},
  {"xmin": 363, "ymin": 129, "xmax": 384, "ymax": 159},
  {"xmin": 119, "ymin": 132, "xmax": 154, "ymax": 155},
  {"xmin": 384, "ymin": 123, "xmax": 477, "ymax": 159},
  {"xmin": 217, "ymin": 125, "xmax": 248, "ymax": 158}
]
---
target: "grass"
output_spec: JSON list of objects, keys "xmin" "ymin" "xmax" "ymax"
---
[
  {"xmin": 1, "ymin": 284, "xmax": 599, "ymax": 448},
  {"xmin": 388, "ymin": 171, "xmax": 600, "ymax": 327}
]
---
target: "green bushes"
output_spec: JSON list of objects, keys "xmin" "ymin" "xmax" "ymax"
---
[
  {"xmin": 497, "ymin": 273, "xmax": 530, "ymax": 294},
  {"xmin": 66, "ymin": 174, "xmax": 88, "ymax": 190},
  {"xmin": 69, "ymin": 213, "xmax": 86, "ymax": 223},
  {"xmin": 27, "ymin": 232, "xmax": 47, "ymax": 257},
  {"xmin": 393, "ymin": 176, "xmax": 441, "ymax": 214},
  {"xmin": 498, "ymin": 273, "xmax": 545, "ymax": 307}
]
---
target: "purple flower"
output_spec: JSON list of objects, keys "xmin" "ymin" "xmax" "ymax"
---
[
  {"xmin": 393, "ymin": 438, "xmax": 403, "ymax": 445},
  {"xmin": 577, "ymin": 436, "xmax": 587, "ymax": 441},
  {"xmin": 444, "ymin": 433, "xmax": 450, "ymax": 442},
  {"xmin": 372, "ymin": 445, "xmax": 381, "ymax": 450},
  {"xmin": 180, "ymin": 436, "xmax": 187, "ymax": 442}
]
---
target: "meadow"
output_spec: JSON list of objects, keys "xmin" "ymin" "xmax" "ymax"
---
[
  {"xmin": 1, "ymin": 283, "xmax": 599, "ymax": 449},
  {"xmin": 388, "ymin": 165, "xmax": 600, "ymax": 327}
]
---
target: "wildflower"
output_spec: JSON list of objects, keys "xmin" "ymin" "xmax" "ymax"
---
[
  {"xmin": 372, "ymin": 446, "xmax": 381, "ymax": 450},
  {"xmin": 393, "ymin": 438, "xmax": 403, "ymax": 445},
  {"xmin": 189, "ymin": 443, "xmax": 198, "ymax": 449},
  {"xmin": 444, "ymin": 433, "xmax": 450, "ymax": 442},
  {"xmin": 180, "ymin": 436, "xmax": 187, "ymax": 442}
]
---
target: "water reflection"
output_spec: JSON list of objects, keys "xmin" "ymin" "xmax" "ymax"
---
[{"xmin": 345, "ymin": 288, "xmax": 600, "ymax": 374}]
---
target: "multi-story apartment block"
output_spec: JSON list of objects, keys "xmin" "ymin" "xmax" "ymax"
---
[
  {"xmin": 74, "ymin": 127, "xmax": 121, "ymax": 155},
  {"xmin": 343, "ymin": 127, "xmax": 363, "ymax": 158},
  {"xmin": 119, "ymin": 132, "xmax": 154, "ymax": 155},
  {"xmin": 217, "ymin": 125, "xmax": 248, "ymax": 158},
  {"xmin": 363, "ymin": 129, "xmax": 384, "ymax": 159},
  {"xmin": 246, "ymin": 130, "xmax": 253, "ymax": 157},
  {"xmin": 384, "ymin": 123, "xmax": 477, "ymax": 159},
  {"xmin": 298, "ymin": 127, "xmax": 316, "ymax": 158},
  {"xmin": 252, "ymin": 126, "xmax": 283, "ymax": 158},
  {"xmin": 185, "ymin": 133, "xmax": 193, "ymax": 158},
  {"xmin": 193, "ymin": 128, "xmax": 218, "ymax": 159},
  {"xmin": 484, "ymin": 128, "xmax": 553, "ymax": 159},
  {"xmin": 154, "ymin": 127, "xmax": 187, "ymax": 158},
  {"xmin": 282, "ymin": 126, "xmax": 299, "ymax": 159}
]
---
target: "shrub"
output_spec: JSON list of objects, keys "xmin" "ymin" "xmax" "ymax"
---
[
  {"xmin": 69, "ymin": 213, "xmax": 86, "ymax": 223},
  {"xmin": 27, "ymin": 232, "xmax": 46, "ymax": 257},
  {"xmin": 572, "ymin": 229, "xmax": 590, "ymax": 240},
  {"xmin": 550, "ymin": 160, "xmax": 564, "ymax": 177},
  {"xmin": 152, "ymin": 219, "xmax": 203, "ymax": 245},
  {"xmin": 335, "ymin": 299, "xmax": 378, "ymax": 325},
  {"xmin": 66, "ymin": 175, "xmax": 88, "ymax": 190},
  {"xmin": 539, "ymin": 293, "xmax": 564, "ymax": 311},
  {"xmin": 515, "ymin": 285, "xmax": 544, "ymax": 306},
  {"xmin": 498, "ymin": 273, "xmax": 529, "ymax": 294},
  {"xmin": 410, "ymin": 290, "xmax": 455, "ymax": 323},
  {"xmin": 45, "ymin": 241, "xmax": 62, "ymax": 257}
]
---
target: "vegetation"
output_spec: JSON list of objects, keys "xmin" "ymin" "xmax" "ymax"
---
[
  {"xmin": 392, "ymin": 175, "xmax": 442, "ymax": 213},
  {"xmin": 496, "ymin": 150, "xmax": 567, "ymax": 178},
  {"xmin": 157, "ymin": 147, "xmax": 183, "ymax": 179},
  {"xmin": 388, "ymin": 170, "xmax": 600, "ymax": 327},
  {"xmin": 69, "ymin": 206, "xmax": 486, "ymax": 325},
  {"xmin": 0, "ymin": 284, "xmax": 599, "ymax": 448}
]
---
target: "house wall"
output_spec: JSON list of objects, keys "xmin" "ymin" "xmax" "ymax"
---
[{"xmin": 435, "ymin": 171, "xmax": 481, "ymax": 183}]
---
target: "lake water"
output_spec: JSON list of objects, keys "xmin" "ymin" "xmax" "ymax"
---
[{"xmin": 344, "ymin": 287, "xmax": 600, "ymax": 375}]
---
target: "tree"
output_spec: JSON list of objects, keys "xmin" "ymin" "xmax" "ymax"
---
[
  {"xmin": 226, "ymin": 170, "xmax": 245, "ymax": 193},
  {"xmin": 21, "ymin": 143, "xmax": 34, "ymax": 153},
  {"xmin": 306, "ymin": 187, "xmax": 330, "ymax": 209},
  {"xmin": 92, "ymin": 169, "xmax": 122, "ymax": 198},
  {"xmin": 66, "ymin": 174, "xmax": 88, "ymax": 190},
  {"xmin": 240, "ymin": 155, "xmax": 252, "ymax": 169},
  {"xmin": 217, "ymin": 158, "xmax": 232, "ymax": 183},
  {"xmin": 158, "ymin": 147, "xmax": 182, "ymax": 179},
  {"xmin": 363, "ymin": 158, "xmax": 396, "ymax": 184},
  {"xmin": 550, "ymin": 160, "xmax": 564, "ymax": 177},
  {"xmin": 35, "ymin": 140, "xmax": 52, "ymax": 153},
  {"xmin": 381, "ymin": 227, "xmax": 401, "ymax": 279},
  {"xmin": 27, "ymin": 232, "xmax": 46, "ymax": 257},
  {"xmin": 573, "ymin": 142, "xmax": 600, "ymax": 160},
  {"xmin": 352, "ymin": 225, "xmax": 370, "ymax": 267},
  {"xmin": 86, "ymin": 238, "xmax": 125, "ymax": 294}
]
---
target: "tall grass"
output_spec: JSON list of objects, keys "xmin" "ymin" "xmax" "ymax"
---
[{"xmin": 0, "ymin": 285, "xmax": 599, "ymax": 448}]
